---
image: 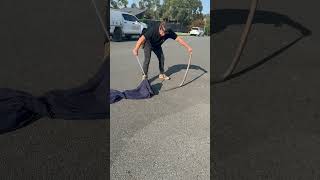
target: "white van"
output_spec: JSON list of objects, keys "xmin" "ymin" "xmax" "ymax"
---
[
  {"xmin": 189, "ymin": 27, "xmax": 205, "ymax": 36},
  {"xmin": 110, "ymin": 9, "xmax": 147, "ymax": 41}
]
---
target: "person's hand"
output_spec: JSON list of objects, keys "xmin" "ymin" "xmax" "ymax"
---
[
  {"xmin": 187, "ymin": 47, "xmax": 193, "ymax": 55},
  {"xmin": 132, "ymin": 48, "xmax": 138, "ymax": 56}
]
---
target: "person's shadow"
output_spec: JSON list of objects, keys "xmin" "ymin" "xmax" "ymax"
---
[
  {"xmin": 212, "ymin": 9, "xmax": 312, "ymax": 84},
  {"xmin": 150, "ymin": 64, "xmax": 208, "ymax": 94}
]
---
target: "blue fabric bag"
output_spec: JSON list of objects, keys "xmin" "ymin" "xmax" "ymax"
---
[{"xmin": 110, "ymin": 79, "xmax": 154, "ymax": 104}]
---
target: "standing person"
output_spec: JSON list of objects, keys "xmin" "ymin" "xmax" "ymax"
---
[{"xmin": 132, "ymin": 21, "xmax": 193, "ymax": 80}]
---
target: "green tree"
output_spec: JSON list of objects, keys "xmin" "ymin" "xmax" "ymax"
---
[
  {"xmin": 138, "ymin": 0, "xmax": 161, "ymax": 19},
  {"xmin": 131, "ymin": 3, "xmax": 138, "ymax": 8},
  {"xmin": 110, "ymin": 0, "xmax": 128, "ymax": 9},
  {"xmin": 161, "ymin": 0, "xmax": 203, "ymax": 26},
  {"xmin": 138, "ymin": 0, "xmax": 145, "ymax": 9},
  {"xmin": 204, "ymin": 14, "xmax": 210, "ymax": 35}
]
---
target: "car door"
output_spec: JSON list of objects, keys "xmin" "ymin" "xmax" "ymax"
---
[
  {"xmin": 110, "ymin": 10, "xmax": 121, "ymax": 34},
  {"xmin": 122, "ymin": 13, "xmax": 140, "ymax": 34},
  {"xmin": 129, "ymin": 15, "xmax": 141, "ymax": 34},
  {"xmin": 121, "ymin": 13, "xmax": 132, "ymax": 34}
]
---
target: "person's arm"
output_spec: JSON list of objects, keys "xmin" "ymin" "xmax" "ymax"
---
[
  {"xmin": 176, "ymin": 36, "xmax": 192, "ymax": 54},
  {"xmin": 132, "ymin": 35, "xmax": 146, "ymax": 56}
]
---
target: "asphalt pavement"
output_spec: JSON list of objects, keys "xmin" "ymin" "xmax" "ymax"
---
[
  {"xmin": 213, "ymin": 0, "xmax": 320, "ymax": 179},
  {"xmin": 110, "ymin": 36, "xmax": 210, "ymax": 179}
]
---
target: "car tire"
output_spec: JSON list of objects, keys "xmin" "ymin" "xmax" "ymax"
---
[
  {"xmin": 113, "ymin": 28, "xmax": 122, "ymax": 42},
  {"xmin": 126, "ymin": 35, "xmax": 131, "ymax": 40}
]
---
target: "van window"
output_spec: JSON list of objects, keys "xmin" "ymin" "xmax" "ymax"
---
[
  {"xmin": 122, "ymin": 14, "xmax": 138, "ymax": 22},
  {"xmin": 132, "ymin": 15, "xmax": 139, "ymax": 22}
]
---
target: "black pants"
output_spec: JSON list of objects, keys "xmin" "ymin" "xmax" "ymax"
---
[{"xmin": 143, "ymin": 41, "xmax": 165, "ymax": 75}]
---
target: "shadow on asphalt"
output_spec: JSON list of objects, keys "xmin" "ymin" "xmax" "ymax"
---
[
  {"xmin": 151, "ymin": 83, "xmax": 163, "ymax": 95},
  {"xmin": 213, "ymin": 9, "xmax": 312, "ymax": 35},
  {"xmin": 148, "ymin": 64, "xmax": 207, "ymax": 93},
  {"xmin": 222, "ymin": 36, "xmax": 304, "ymax": 83},
  {"xmin": 111, "ymin": 37, "xmax": 139, "ymax": 42},
  {"xmin": 212, "ymin": 9, "xmax": 312, "ymax": 84},
  {"xmin": 213, "ymin": 5, "xmax": 320, "ymax": 177},
  {"xmin": 149, "ymin": 64, "xmax": 207, "ymax": 83}
]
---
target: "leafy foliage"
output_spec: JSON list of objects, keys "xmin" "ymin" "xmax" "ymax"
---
[
  {"xmin": 110, "ymin": 0, "xmax": 128, "ymax": 9},
  {"xmin": 161, "ymin": 0, "xmax": 203, "ymax": 26},
  {"xmin": 138, "ymin": 0, "xmax": 161, "ymax": 19},
  {"xmin": 131, "ymin": 3, "xmax": 138, "ymax": 8}
]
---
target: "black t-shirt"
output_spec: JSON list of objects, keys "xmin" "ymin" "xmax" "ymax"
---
[{"xmin": 143, "ymin": 24, "xmax": 178, "ymax": 48}]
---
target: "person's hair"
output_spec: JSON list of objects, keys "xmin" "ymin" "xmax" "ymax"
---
[{"xmin": 159, "ymin": 21, "xmax": 167, "ymax": 32}]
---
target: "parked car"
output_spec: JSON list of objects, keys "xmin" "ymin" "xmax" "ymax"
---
[
  {"xmin": 110, "ymin": 9, "xmax": 147, "ymax": 42},
  {"xmin": 189, "ymin": 27, "xmax": 205, "ymax": 36}
]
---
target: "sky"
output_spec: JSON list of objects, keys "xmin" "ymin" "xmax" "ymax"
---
[{"xmin": 127, "ymin": 0, "xmax": 210, "ymax": 14}]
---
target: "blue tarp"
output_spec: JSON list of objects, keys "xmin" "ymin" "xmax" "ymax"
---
[
  {"xmin": 110, "ymin": 79, "xmax": 154, "ymax": 104},
  {"xmin": 0, "ymin": 61, "xmax": 108, "ymax": 133},
  {"xmin": 0, "ymin": 58, "xmax": 155, "ymax": 133}
]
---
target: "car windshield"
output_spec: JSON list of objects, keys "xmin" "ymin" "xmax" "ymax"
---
[
  {"xmin": 192, "ymin": 27, "xmax": 199, "ymax": 30},
  {"xmin": 122, "ymin": 14, "xmax": 139, "ymax": 22},
  {"xmin": 133, "ymin": 16, "xmax": 139, "ymax": 22}
]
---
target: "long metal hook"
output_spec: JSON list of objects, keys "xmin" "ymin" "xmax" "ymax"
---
[{"xmin": 214, "ymin": 0, "xmax": 259, "ymax": 83}]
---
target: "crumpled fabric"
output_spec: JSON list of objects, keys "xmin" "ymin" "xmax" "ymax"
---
[
  {"xmin": 110, "ymin": 79, "xmax": 154, "ymax": 104},
  {"xmin": 0, "ymin": 59, "xmax": 155, "ymax": 133},
  {"xmin": 0, "ymin": 61, "xmax": 108, "ymax": 133}
]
